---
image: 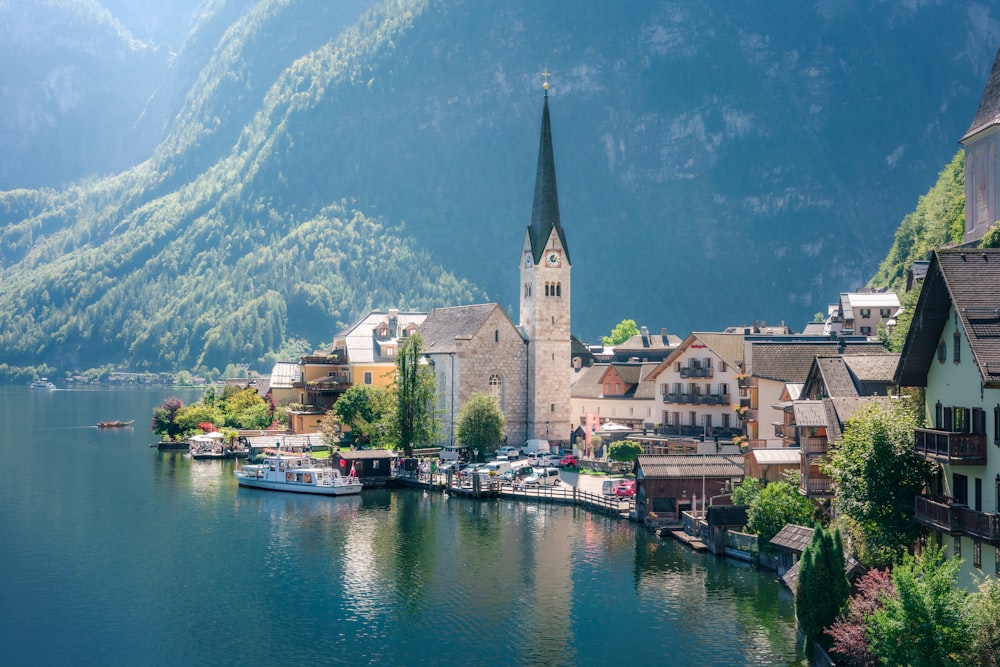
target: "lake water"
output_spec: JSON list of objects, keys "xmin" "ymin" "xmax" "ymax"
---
[{"xmin": 0, "ymin": 386, "xmax": 807, "ymax": 666}]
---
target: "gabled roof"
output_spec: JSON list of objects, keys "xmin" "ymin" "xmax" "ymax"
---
[
  {"xmin": 770, "ymin": 524, "xmax": 814, "ymax": 553},
  {"xmin": 571, "ymin": 362, "xmax": 660, "ymax": 399},
  {"xmin": 962, "ymin": 46, "xmax": 1000, "ymax": 143},
  {"xmin": 615, "ymin": 330, "xmax": 682, "ymax": 355},
  {"xmin": 269, "ymin": 362, "xmax": 300, "ymax": 388},
  {"xmin": 418, "ymin": 303, "xmax": 522, "ymax": 354},
  {"xmin": 751, "ymin": 340, "xmax": 889, "ymax": 383},
  {"xmin": 896, "ymin": 248, "xmax": 1000, "ymax": 387},
  {"xmin": 333, "ymin": 310, "xmax": 428, "ymax": 365},
  {"xmin": 813, "ymin": 356, "xmax": 860, "ymax": 397},
  {"xmin": 650, "ymin": 332, "xmax": 744, "ymax": 380},
  {"xmin": 842, "ymin": 354, "xmax": 900, "ymax": 384},
  {"xmin": 636, "ymin": 454, "xmax": 744, "ymax": 479},
  {"xmin": 527, "ymin": 92, "xmax": 570, "ymax": 265},
  {"xmin": 824, "ymin": 396, "xmax": 896, "ymax": 444}
]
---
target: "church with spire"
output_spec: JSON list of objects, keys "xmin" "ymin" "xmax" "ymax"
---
[{"xmin": 416, "ymin": 80, "xmax": 573, "ymax": 450}]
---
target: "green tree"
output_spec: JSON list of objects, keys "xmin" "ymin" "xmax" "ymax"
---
[
  {"xmin": 608, "ymin": 439, "xmax": 642, "ymax": 463},
  {"xmin": 822, "ymin": 400, "xmax": 934, "ymax": 567},
  {"xmin": 456, "ymin": 392, "xmax": 505, "ymax": 457},
  {"xmin": 868, "ymin": 544, "xmax": 972, "ymax": 667},
  {"xmin": 813, "ymin": 311, "xmax": 826, "ymax": 323},
  {"xmin": 746, "ymin": 479, "xmax": 815, "ymax": 546},
  {"xmin": 331, "ymin": 384, "xmax": 393, "ymax": 447},
  {"xmin": 980, "ymin": 221, "xmax": 1000, "ymax": 249},
  {"xmin": 732, "ymin": 476, "xmax": 763, "ymax": 507},
  {"xmin": 796, "ymin": 526, "xmax": 850, "ymax": 648},
  {"xmin": 968, "ymin": 578, "xmax": 1000, "ymax": 666},
  {"xmin": 392, "ymin": 333, "xmax": 439, "ymax": 457},
  {"xmin": 602, "ymin": 319, "xmax": 640, "ymax": 346}
]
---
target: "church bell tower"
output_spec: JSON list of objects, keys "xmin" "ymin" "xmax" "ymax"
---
[{"xmin": 519, "ymin": 77, "xmax": 571, "ymax": 446}]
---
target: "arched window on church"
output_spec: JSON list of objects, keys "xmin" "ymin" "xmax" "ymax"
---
[
  {"xmin": 556, "ymin": 282, "xmax": 561, "ymax": 297},
  {"xmin": 524, "ymin": 283, "xmax": 532, "ymax": 298},
  {"xmin": 489, "ymin": 373, "xmax": 503, "ymax": 409}
]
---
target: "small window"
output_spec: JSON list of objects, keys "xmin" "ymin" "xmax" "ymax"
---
[
  {"xmin": 860, "ymin": 308, "xmax": 871, "ymax": 318},
  {"xmin": 860, "ymin": 326, "xmax": 872, "ymax": 336},
  {"xmin": 364, "ymin": 371, "xmax": 373, "ymax": 385},
  {"xmin": 880, "ymin": 308, "xmax": 891, "ymax": 318},
  {"xmin": 938, "ymin": 340, "xmax": 947, "ymax": 363},
  {"xmin": 495, "ymin": 329, "xmax": 500, "ymax": 343},
  {"xmin": 550, "ymin": 403, "xmax": 555, "ymax": 412},
  {"xmin": 954, "ymin": 331, "xmax": 961, "ymax": 363}
]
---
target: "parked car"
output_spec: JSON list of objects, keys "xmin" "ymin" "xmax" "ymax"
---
[
  {"xmin": 524, "ymin": 467, "xmax": 561, "ymax": 486},
  {"xmin": 503, "ymin": 466, "xmax": 534, "ymax": 483},
  {"xmin": 476, "ymin": 460, "xmax": 512, "ymax": 480},
  {"xmin": 495, "ymin": 446, "xmax": 520, "ymax": 460},
  {"xmin": 614, "ymin": 480, "xmax": 636, "ymax": 497},
  {"xmin": 602, "ymin": 478, "xmax": 627, "ymax": 496},
  {"xmin": 559, "ymin": 454, "xmax": 579, "ymax": 468}
]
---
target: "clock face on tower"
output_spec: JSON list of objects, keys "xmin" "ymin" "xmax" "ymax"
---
[{"xmin": 544, "ymin": 251, "xmax": 561, "ymax": 268}]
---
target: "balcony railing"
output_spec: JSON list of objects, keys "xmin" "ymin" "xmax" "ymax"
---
[
  {"xmin": 913, "ymin": 428, "xmax": 987, "ymax": 465},
  {"xmin": 680, "ymin": 367, "xmax": 714, "ymax": 378},
  {"xmin": 802, "ymin": 436, "xmax": 828, "ymax": 454},
  {"xmin": 663, "ymin": 393, "xmax": 732, "ymax": 405},
  {"xmin": 914, "ymin": 495, "xmax": 1000, "ymax": 544},
  {"xmin": 800, "ymin": 476, "xmax": 834, "ymax": 497}
]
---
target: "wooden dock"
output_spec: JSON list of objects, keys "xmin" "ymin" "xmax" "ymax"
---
[{"xmin": 668, "ymin": 529, "xmax": 708, "ymax": 552}]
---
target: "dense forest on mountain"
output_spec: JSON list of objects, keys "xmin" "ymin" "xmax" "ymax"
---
[{"xmin": 0, "ymin": 0, "xmax": 998, "ymax": 380}]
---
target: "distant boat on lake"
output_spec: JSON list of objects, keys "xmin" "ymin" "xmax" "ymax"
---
[
  {"xmin": 30, "ymin": 379, "xmax": 56, "ymax": 390},
  {"xmin": 97, "ymin": 420, "xmax": 134, "ymax": 428}
]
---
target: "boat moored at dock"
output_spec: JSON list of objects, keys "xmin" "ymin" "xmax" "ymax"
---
[{"xmin": 234, "ymin": 450, "xmax": 362, "ymax": 496}]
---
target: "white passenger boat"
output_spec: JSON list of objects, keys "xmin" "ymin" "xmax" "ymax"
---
[
  {"xmin": 30, "ymin": 379, "xmax": 56, "ymax": 390},
  {"xmin": 234, "ymin": 450, "xmax": 362, "ymax": 496}
]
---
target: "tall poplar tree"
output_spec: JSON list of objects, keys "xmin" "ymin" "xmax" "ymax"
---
[{"xmin": 392, "ymin": 333, "xmax": 439, "ymax": 457}]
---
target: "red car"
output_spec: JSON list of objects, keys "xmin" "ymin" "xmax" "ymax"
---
[
  {"xmin": 559, "ymin": 454, "xmax": 579, "ymax": 468},
  {"xmin": 614, "ymin": 480, "xmax": 636, "ymax": 497}
]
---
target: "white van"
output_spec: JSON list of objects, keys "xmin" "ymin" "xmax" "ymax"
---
[
  {"xmin": 524, "ymin": 467, "xmax": 560, "ymax": 486},
  {"xmin": 602, "ymin": 478, "xmax": 627, "ymax": 496},
  {"xmin": 520, "ymin": 439, "xmax": 551, "ymax": 456},
  {"xmin": 476, "ymin": 460, "xmax": 512, "ymax": 480}
]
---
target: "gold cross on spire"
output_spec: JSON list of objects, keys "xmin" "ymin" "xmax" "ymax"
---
[{"xmin": 542, "ymin": 69, "xmax": 551, "ymax": 94}]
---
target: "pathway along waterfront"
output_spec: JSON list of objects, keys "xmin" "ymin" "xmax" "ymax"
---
[{"xmin": 0, "ymin": 387, "xmax": 807, "ymax": 666}]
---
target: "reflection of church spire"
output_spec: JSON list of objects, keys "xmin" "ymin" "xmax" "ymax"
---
[{"xmin": 528, "ymin": 73, "xmax": 570, "ymax": 265}]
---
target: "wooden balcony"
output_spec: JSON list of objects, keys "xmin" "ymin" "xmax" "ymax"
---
[
  {"xmin": 680, "ymin": 366, "xmax": 713, "ymax": 378},
  {"xmin": 800, "ymin": 476, "xmax": 834, "ymax": 498},
  {"xmin": 914, "ymin": 495, "xmax": 1000, "ymax": 544},
  {"xmin": 913, "ymin": 428, "xmax": 987, "ymax": 465},
  {"xmin": 802, "ymin": 436, "xmax": 828, "ymax": 455},
  {"xmin": 664, "ymin": 393, "xmax": 731, "ymax": 405},
  {"xmin": 774, "ymin": 423, "xmax": 797, "ymax": 440}
]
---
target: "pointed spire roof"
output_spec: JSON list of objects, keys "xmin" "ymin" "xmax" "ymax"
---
[
  {"xmin": 528, "ymin": 87, "xmax": 570, "ymax": 264},
  {"xmin": 961, "ymin": 46, "xmax": 1000, "ymax": 143}
]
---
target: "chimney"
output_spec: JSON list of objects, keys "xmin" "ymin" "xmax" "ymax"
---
[
  {"xmin": 640, "ymin": 326, "xmax": 649, "ymax": 347},
  {"xmin": 388, "ymin": 308, "xmax": 399, "ymax": 337}
]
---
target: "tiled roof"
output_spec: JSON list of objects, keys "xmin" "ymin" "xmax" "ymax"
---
[
  {"xmin": 842, "ymin": 354, "xmax": 900, "ymax": 383},
  {"xmin": 693, "ymin": 332, "xmax": 745, "ymax": 370},
  {"xmin": 570, "ymin": 364, "xmax": 606, "ymax": 397},
  {"xmin": 570, "ymin": 362, "xmax": 660, "ymax": 400},
  {"xmin": 962, "ymin": 46, "xmax": 1000, "ymax": 142},
  {"xmin": 633, "ymin": 363, "xmax": 663, "ymax": 400},
  {"xmin": 792, "ymin": 400, "xmax": 828, "ymax": 427},
  {"xmin": 637, "ymin": 454, "xmax": 744, "ymax": 479},
  {"xmin": 815, "ymin": 356, "xmax": 859, "ymax": 397},
  {"xmin": 335, "ymin": 311, "xmax": 428, "ymax": 365},
  {"xmin": 615, "ymin": 331, "xmax": 682, "ymax": 353},
  {"xmin": 418, "ymin": 304, "xmax": 514, "ymax": 354},
  {"xmin": 844, "ymin": 292, "xmax": 901, "ymax": 309},
  {"xmin": 770, "ymin": 524, "xmax": 814, "ymax": 553},
  {"xmin": 751, "ymin": 340, "xmax": 889, "ymax": 383},
  {"xmin": 897, "ymin": 249, "xmax": 1000, "ymax": 386}
]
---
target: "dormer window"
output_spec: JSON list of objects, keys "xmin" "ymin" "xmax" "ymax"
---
[{"xmin": 377, "ymin": 324, "xmax": 390, "ymax": 337}]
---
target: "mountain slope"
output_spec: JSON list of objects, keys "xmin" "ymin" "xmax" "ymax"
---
[{"xmin": 1, "ymin": 0, "xmax": 999, "ymax": 377}]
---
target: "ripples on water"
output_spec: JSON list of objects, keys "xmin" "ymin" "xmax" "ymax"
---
[{"xmin": 0, "ymin": 388, "xmax": 806, "ymax": 666}]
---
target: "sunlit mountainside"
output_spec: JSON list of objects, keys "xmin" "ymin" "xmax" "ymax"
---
[{"xmin": 1, "ymin": 0, "xmax": 998, "ymax": 377}]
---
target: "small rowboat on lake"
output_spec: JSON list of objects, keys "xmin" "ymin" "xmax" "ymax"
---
[{"xmin": 97, "ymin": 420, "xmax": 134, "ymax": 428}]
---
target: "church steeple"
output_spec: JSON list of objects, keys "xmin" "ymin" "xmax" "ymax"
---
[{"xmin": 528, "ymin": 84, "xmax": 571, "ymax": 265}]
